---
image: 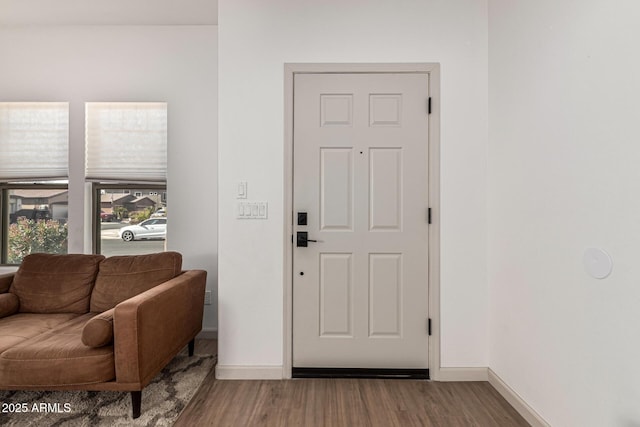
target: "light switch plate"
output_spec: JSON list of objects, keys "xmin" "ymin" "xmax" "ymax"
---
[
  {"xmin": 237, "ymin": 181, "xmax": 248, "ymax": 199},
  {"xmin": 237, "ymin": 202, "xmax": 268, "ymax": 219}
]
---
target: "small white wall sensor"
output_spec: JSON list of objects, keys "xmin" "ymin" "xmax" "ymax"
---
[{"xmin": 583, "ymin": 248, "xmax": 613, "ymax": 279}]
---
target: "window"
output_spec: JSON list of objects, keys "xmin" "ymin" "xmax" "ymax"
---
[
  {"xmin": 86, "ymin": 102, "xmax": 168, "ymax": 256},
  {"xmin": 0, "ymin": 103, "xmax": 69, "ymax": 265},
  {"xmin": 94, "ymin": 184, "xmax": 166, "ymax": 256},
  {"xmin": 1, "ymin": 184, "xmax": 69, "ymax": 264}
]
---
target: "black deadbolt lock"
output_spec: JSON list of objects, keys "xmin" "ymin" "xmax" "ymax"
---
[{"xmin": 297, "ymin": 212, "xmax": 307, "ymax": 226}]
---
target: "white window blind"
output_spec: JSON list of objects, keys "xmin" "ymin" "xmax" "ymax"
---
[
  {"xmin": 0, "ymin": 102, "xmax": 69, "ymax": 180},
  {"xmin": 85, "ymin": 102, "xmax": 167, "ymax": 182}
]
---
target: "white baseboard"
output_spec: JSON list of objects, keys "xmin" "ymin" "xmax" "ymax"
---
[
  {"xmin": 215, "ymin": 365, "xmax": 283, "ymax": 380},
  {"xmin": 197, "ymin": 328, "xmax": 218, "ymax": 340},
  {"xmin": 488, "ymin": 368, "xmax": 550, "ymax": 427},
  {"xmin": 434, "ymin": 367, "xmax": 489, "ymax": 382}
]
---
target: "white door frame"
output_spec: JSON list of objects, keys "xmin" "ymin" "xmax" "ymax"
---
[{"xmin": 283, "ymin": 63, "xmax": 441, "ymax": 379}]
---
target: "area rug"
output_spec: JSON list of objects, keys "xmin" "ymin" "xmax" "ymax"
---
[{"xmin": 0, "ymin": 353, "xmax": 216, "ymax": 427}]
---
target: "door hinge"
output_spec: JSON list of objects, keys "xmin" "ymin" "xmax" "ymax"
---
[
  {"xmin": 428, "ymin": 97, "xmax": 432, "ymax": 115},
  {"xmin": 428, "ymin": 318, "xmax": 432, "ymax": 336},
  {"xmin": 428, "ymin": 208, "xmax": 432, "ymax": 224}
]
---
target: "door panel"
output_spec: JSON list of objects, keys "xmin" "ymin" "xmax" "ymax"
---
[
  {"xmin": 369, "ymin": 148, "xmax": 403, "ymax": 231},
  {"xmin": 369, "ymin": 253, "xmax": 402, "ymax": 337},
  {"xmin": 320, "ymin": 148, "xmax": 353, "ymax": 231},
  {"xmin": 293, "ymin": 72, "xmax": 429, "ymax": 369},
  {"xmin": 319, "ymin": 253, "xmax": 353, "ymax": 337}
]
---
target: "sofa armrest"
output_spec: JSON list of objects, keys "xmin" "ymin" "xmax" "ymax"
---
[
  {"xmin": 0, "ymin": 273, "xmax": 14, "ymax": 293},
  {"xmin": 113, "ymin": 269, "xmax": 207, "ymax": 387}
]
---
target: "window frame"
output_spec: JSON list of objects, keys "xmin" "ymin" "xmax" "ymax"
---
[
  {"xmin": 0, "ymin": 182, "xmax": 69, "ymax": 265},
  {"xmin": 92, "ymin": 182, "xmax": 166, "ymax": 255}
]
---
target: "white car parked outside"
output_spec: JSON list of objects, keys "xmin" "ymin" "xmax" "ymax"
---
[{"xmin": 118, "ymin": 218, "xmax": 167, "ymax": 242}]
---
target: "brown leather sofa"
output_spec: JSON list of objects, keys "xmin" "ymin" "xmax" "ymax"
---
[{"xmin": 0, "ymin": 251, "xmax": 206, "ymax": 419}]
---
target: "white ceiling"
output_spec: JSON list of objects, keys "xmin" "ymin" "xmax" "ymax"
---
[{"xmin": 0, "ymin": 0, "xmax": 218, "ymax": 25}]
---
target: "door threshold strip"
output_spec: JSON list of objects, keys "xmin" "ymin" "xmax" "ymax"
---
[{"xmin": 292, "ymin": 367, "xmax": 429, "ymax": 380}]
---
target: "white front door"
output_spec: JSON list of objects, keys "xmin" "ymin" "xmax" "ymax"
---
[{"xmin": 292, "ymin": 72, "xmax": 430, "ymax": 371}]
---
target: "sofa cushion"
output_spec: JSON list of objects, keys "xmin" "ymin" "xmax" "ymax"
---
[
  {"xmin": 10, "ymin": 253, "xmax": 105, "ymax": 314},
  {"xmin": 0, "ymin": 273, "xmax": 13, "ymax": 293},
  {"xmin": 90, "ymin": 252, "xmax": 182, "ymax": 312},
  {"xmin": 0, "ymin": 314, "xmax": 115, "ymax": 387},
  {"xmin": 0, "ymin": 293, "xmax": 19, "ymax": 319},
  {"xmin": 81, "ymin": 308, "xmax": 114, "ymax": 348},
  {"xmin": 0, "ymin": 313, "xmax": 80, "ymax": 354}
]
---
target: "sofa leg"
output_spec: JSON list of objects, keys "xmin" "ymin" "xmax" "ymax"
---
[
  {"xmin": 131, "ymin": 391, "xmax": 142, "ymax": 419},
  {"xmin": 188, "ymin": 338, "xmax": 195, "ymax": 357}
]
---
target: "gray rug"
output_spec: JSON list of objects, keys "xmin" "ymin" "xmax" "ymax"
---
[{"xmin": 0, "ymin": 353, "xmax": 216, "ymax": 427}]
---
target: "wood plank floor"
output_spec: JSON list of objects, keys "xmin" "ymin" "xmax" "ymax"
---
[{"xmin": 175, "ymin": 340, "xmax": 529, "ymax": 427}]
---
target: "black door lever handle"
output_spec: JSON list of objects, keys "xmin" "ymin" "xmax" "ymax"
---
[{"xmin": 296, "ymin": 232, "xmax": 317, "ymax": 247}]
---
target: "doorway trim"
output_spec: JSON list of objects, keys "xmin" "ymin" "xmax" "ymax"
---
[{"xmin": 283, "ymin": 63, "xmax": 441, "ymax": 380}]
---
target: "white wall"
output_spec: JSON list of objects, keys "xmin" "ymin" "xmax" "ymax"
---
[
  {"xmin": 0, "ymin": 0, "xmax": 217, "ymax": 25},
  {"xmin": 218, "ymin": 0, "xmax": 489, "ymax": 371},
  {"xmin": 0, "ymin": 25, "xmax": 219, "ymax": 332},
  {"xmin": 488, "ymin": 1, "xmax": 640, "ymax": 425}
]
